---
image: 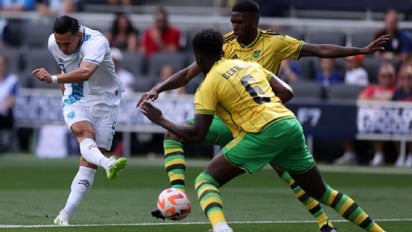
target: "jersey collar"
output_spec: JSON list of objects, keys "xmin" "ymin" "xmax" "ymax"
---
[
  {"xmin": 239, "ymin": 30, "xmax": 261, "ymax": 48},
  {"xmin": 74, "ymin": 26, "xmax": 86, "ymax": 53}
]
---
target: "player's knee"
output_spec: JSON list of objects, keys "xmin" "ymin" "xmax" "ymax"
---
[
  {"xmin": 164, "ymin": 131, "xmax": 180, "ymax": 141},
  {"xmin": 79, "ymin": 156, "xmax": 98, "ymax": 169},
  {"xmin": 71, "ymin": 123, "xmax": 95, "ymax": 140}
]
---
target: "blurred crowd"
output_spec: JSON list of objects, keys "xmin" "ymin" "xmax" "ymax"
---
[{"xmin": 1, "ymin": 2, "xmax": 412, "ymax": 167}]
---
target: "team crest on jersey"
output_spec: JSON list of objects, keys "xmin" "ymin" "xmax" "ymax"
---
[
  {"xmin": 67, "ymin": 111, "xmax": 75, "ymax": 119},
  {"xmin": 253, "ymin": 50, "xmax": 261, "ymax": 58}
]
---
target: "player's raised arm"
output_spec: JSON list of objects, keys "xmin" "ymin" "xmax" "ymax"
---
[
  {"xmin": 136, "ymin": 61, "xmax": 201, "ymax": 107},
  {"xmin": 299, "ymin": 34, "xmax": 390, "ymax": 58}
]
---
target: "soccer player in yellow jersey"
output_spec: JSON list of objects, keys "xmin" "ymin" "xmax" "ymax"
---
[
  {"xmin": 137, "ymin": 1, "xmax": 389, "ymax": 231},
  {"xmin": 140, "ymin": 29, "xmax": 386, "ymax": 232}
]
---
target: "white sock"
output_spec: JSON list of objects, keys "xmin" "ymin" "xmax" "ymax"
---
[
  {"xmin": 79, "ymin": 138, "xmax": 110, "ymax": 169},
  {"xmin": 61, "ymin": 166, "xmax": 96, "ymax": 217},
  {"xmin": 214, "ymin": 222, "xmax": 231, "ymax": 232}
]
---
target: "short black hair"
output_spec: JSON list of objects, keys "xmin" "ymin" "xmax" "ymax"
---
[
  {"xmin": 192, "ymin": 29, "xmax": 223, "ymax": 58},
  {"xmin": 232, "ymin": 0, "xmax": 260, "ymax": 14},
  {"xmin": 53, "ymin": 15, "xmax": 80, "ymax": 34}
]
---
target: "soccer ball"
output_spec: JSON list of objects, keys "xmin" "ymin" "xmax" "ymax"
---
[{"xmin": 157, "ymin": 188, "xmax": 191, "ymax": 220}]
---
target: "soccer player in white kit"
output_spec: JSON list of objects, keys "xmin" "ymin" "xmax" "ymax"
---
[{"xmin": 31, "ymin": 15, "xmax": 128, "ymax": 225}]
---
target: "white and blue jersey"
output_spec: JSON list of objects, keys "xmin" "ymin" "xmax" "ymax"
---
[
  {"xmin": 48, "ymin": 26, "xmax": 123, "ymax": 150},
  {"xmin": 48, "ymin": 25, "xmax": 123, "ymax": 107}
]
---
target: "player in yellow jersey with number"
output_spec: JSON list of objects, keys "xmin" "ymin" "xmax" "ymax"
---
[
  {"xmin": 140, "ymin": 28, "xmax": 386, "ymax": 232},
  {"xmin": 137, "ymin": 2, "xmax": 389, "ymax": 231}
]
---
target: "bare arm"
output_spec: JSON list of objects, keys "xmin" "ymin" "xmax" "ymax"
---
[
  {"xmin": 136, "ymin": 61, "xmax": 201, "ymax": 106},
  {"xmin": 31, "ymin": 61, "xmax": 98, "ymax": 83},
  {"xmin": 140, "ymin": 101, "xmax": 213, "ymax": 142},
  {"xmin": 155, "ymin": 62, "xmax": 201, "ymax": 93},
  {"xmin": 268, "ymin": 75, "xmax": 294, "ymax": 103},
  {"xmin": 300, "ymin": 34, "xmax": 390, "ymax": 58}
]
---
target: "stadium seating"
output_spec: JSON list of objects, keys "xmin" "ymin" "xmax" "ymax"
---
[
  {"xmin": 21, "ymin": 23, "xmax": 52, "ymax": 49},
  {"xmin": 147, "ymin": 52, "xmax": 187, "ymax": 77},
  {"xmin": 22, "ymin": 48, "xmax": 59, "ymax": 89},
  {"xmin": 121, "ymin": 51, "xmax": 146, "ymax": 77},
  {"xmin": 350, "ymin": 31, "xmax": 375, "ymax": 47},
  {"xmin": 306, "ymin": 31, "xmax": 347, "ymax": 46},
  {"xmin": 327, "ymin": 83, "xmax": 364, "ymax": 100},
  {"xmin": 289, "ymin": 80, "xmax": 323, "ymax": 100}
]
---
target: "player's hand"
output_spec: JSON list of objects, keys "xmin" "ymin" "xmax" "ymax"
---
[
  {"xmin": 139, "ymin": 101, "xmax": 163, "ymax": 124},
  {"xmin": 31, "ymin": 68, "xmax": 52, "ymax": 83},
  {"xmin": 136, "ymin": 88, "xmax": 160, "ymax": 108},
  {"xmin": 362, "ymin": 34, "xmax": 390, "ymax": 54}
]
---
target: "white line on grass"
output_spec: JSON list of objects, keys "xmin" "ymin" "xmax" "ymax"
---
[{"xmin": 1, "ymin": 218, "xmax": 411, "ymax": 228}]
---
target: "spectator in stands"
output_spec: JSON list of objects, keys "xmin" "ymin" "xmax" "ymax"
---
[
  {"xmin": 1, "ymin": 0, "xmax": 36, "ymax": 48},
  {"xmin": 344, "ymin": 54, "xmax": 369, "ymax": 87},
  {"xmin": 315, "ymin": 58, "xmax": 344, "ymax": 99},
  {"xmin": 278, "ymin": 59, "xmax": 301, "ymax": 84},
  {"xmin": 392, "ymin": 64, "xmax": 412, "ymax": 167},
  {"xmin": 111, "ymin": 47, "xmax": 135, "ymax": 96},
  {"xmin": 315, "ymin": 58, "xmax": 344, "ymax": 86},
  {"xmin": 36, "ymin": 0, "xmax": 76, "ymax": 16},
  {"xmin": 375, "ymin": 9, "xmax": 412, "ymax": 64},
  {"xmin": 158, "ymin": 64, "xmax": 186, "ymax": 96},
  {"xmin": 0, "ymin": 55, "xmax": 19, "ymax": 153},
  {"xmin": 335, "ymin": 63, "xmax": 396, "ymax": 166},
  {"xmin": 106, "ymin": 12, "xmax": 139, "ymax": 53},
  {"xmin": 139, "ymin": 7, "xmax": 181, "ymax": 58},
  {"xmin": 333, "ymin": 55, "xmax": 369, "ymax": 166}
]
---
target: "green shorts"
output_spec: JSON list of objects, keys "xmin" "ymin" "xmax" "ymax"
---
[
  {"xmin": 187, "ymin": 115, "xmax": 233, "ymax": 146},
  {"xmin": 222, "ymin": 117, "xmax": 315, "ymax": 174}
]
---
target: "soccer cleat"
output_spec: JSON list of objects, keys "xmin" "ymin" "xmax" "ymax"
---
[
  {"xmin": 151, "ymin": 207, "xmax": 165, "ymax": 220},
  {"xmin": 320, "ymin": 222, "xmax": 338, "ymax": 232},
  {"xmin": 53, "ymin": 212, "xmax": 69, "ymax": 226},
  {"xmin": 106, "ymin": 157, "xmax": 128, "ymax": 180}
]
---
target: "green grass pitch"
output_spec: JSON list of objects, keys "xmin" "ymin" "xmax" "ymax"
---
[{"xmin": 0, "ymin": 154, "xmax": 411, "ymax": 232}]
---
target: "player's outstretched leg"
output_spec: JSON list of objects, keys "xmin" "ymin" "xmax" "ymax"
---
[
  {"xmin": 291, "ymin": 166, "xmax": 385, "ymax": 232},
  {"xmin": 195, "ymin": 172, "xmax": 233, "ymax": 232},
  {"xmin": 151, "ymin": 136, "xmax": 187, "ymax": 220},
  {"xmin": 276, "ymin": 168, "xmax": 336, "ymax": 232},
  {"xmin": 319, "ymin": 185, "xmax": 384, "ymax": 232}
]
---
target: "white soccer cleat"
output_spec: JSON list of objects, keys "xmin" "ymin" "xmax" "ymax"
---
[{"xmin": 53, "ymin": 212, "xmax": 69, "ymax": 226}]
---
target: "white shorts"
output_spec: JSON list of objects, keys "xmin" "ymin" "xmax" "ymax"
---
[{"xmin": 63, "ymin": 103, "xmax": 119, "ymax": 150}]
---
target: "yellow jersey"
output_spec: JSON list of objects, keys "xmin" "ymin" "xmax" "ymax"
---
[
  {"xmin": 222, "ymin": 29, "xmax": 304, "ymax": 75},
  {"xmin": 194, "ymin": 59, "xmax": 295, "ymax": 137}
]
